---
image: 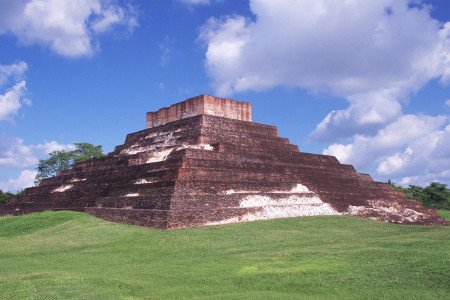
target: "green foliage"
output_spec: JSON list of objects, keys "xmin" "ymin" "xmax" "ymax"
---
[
  {"xmin": 35, "ymin": 143, "xmax": 105, "ymax": 185},
  {"xmin": 0, "ymin": 190, "xmax": 14, "ymax": 204},
  {"xmin": 71, "ymin": 143, "xmax": 105, "ymax": 164},
  {"xmin": 438, "ymin": 210, "xmax": 450, "ymax": 220},
  {"xmin": 14, "ymin": 189, "xmax": 24, "ymax": 197},
  {"xmin": 388, "ymin": 180, "xmax": 450, "ymax": 210},
  {"xmin": 0, "ymin": 211, "xmax": 449, "ymax": 299}
]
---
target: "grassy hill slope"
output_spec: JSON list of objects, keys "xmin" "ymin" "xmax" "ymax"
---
[{"xmin": 0, "ymin": 211, "xmax": 449, "ymax": 299}]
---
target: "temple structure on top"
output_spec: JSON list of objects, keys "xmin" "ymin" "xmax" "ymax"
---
[
  {"xmin": 146, "ymin": 95, "xmax": 252, "ymax": 128},
  {"xmin": 0, "ymin": 95, "xmax": 446, "ymax": 228}
]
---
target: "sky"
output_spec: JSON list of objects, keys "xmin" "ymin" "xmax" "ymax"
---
[{"xmin": 0, "ymin": 0, "xmax": 450, "ymax": 192}]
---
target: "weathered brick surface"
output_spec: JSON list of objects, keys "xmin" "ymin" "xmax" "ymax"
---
[
  {"xmin": 0, "ymin": 95, "xmax": 446, "ymax": 228},
  {"xmin": 146, "ymin": 95, "xmax": 252, "ymax": 128}
]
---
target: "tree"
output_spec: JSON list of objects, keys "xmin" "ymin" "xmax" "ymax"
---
[
  {"xmin": 0, "ymin": 190, "xmax": 14, "ymax": 204},
  {"xmin": 35, "ymin": 143, "xmax": 105, "ymax": 185},
  {"xmin": 421, "ymin": 182, "xmax": 450, "ymax": 210},
  {"xmin": 388, "ymin": 180, "xmax": 450, "ymax": 210},
  {"xmin": 71, "ymin": 143, "xmax": 105, "ymax": 163},
  {"xmin": 407, "ymin": 185, "xmax": 424, "ymax": 200}
]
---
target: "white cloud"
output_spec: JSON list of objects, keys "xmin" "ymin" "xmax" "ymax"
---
[
  {"xmin": 324, "ymin": 115, "xmax": 450, "ymax": 185},
  {"xmin": 0, "ymin": 80, "xmax": 28, "ymax": 121},
  {"xmin": 0, "ymin": 170, "xmax": 38, "ymax": 193},
  {"xmin": 200, "ymin": 0, "xmax": 450, "ymax": 140},
  {"xmin": 311, "ymin": 90, "xmax": 405, "ymax": 141},
  {"xmin": 0, "ymin": 0, "xmax": 138, "ymax": 57},
  {"xmin": 0, "ymin": 136, "xmax": 74, "ymax": 168},
  {"xmin": 0, "ymin": 136, "xmax": 38, "ymax": 168},
  {"xmin": 0, "ymin": 170, "xmax": 37, "ymax": 193},
  {"xmin": 34, "ymin": 141, "xmax": 76, "ymax": 156},
  {"xmin": 0, "ymin": 61, "xmax": 28, "ymax": 86},
  {"xmin": 201, "ymin": 0, "xmax": 449, "ymax": 95},
  {"xmin": 377, "ymin": 147, "xmax": 413, "ymax": 176},
  {"xmin": 0, "ymin": 61, "xmax": 29, "ymax": 121}
]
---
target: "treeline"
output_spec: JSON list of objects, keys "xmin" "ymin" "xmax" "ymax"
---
[
  {"xmin": 388, "ymin": 181, "xmax": 450, "ymax": 210},
  {"xmin": 0, "ymin": 190, "xmax": 23, "ymax": 204}
]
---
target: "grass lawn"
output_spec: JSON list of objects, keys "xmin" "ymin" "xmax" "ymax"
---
[{"xmin": 0, "ymin": 211, "xmax": 449, "ymax": 299}]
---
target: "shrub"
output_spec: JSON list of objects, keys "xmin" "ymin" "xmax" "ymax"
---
[
  {"xmin": 0, "ymin": 190, "xmax": 14, "ymax": 204},
  {"xmin": 388, "ymin": 181, "xmax": 450, "ymax": 210}
]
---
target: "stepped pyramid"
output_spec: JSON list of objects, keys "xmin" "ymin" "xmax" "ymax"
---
[{"xmin": 1, "ymin": 95, "xmax": 445, "ymax": 227}]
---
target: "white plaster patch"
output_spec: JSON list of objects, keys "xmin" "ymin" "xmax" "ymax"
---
[
  {"xmin": 269, "ymin": 183, "xmax": 311, "ymax": 193},
  {"xmin": 205, "ymin": 190, "xmax": 340, "ymax": 226},
  {"xmin": 69, "ymin": 178, "xmax": 86, "ymax": 182},
  {"xmin": 121, "ymin": 132, "xmax": 177, "ymax": 155},
  {"xmin": 223, "ymin": 189, "xmax": 260, "ymax": 195},
  {"xmin": 155, "ymin": 132, "xmax": 173, "ymax": 144},
  {"xmin": 289, "ymin": 183, "xmax": 310, "ymax": 193},
  {"xmin": 222, "ymin": 183, "xmax": 311, "ymax": 195},
  {"xmin": 347, "ymin": 205, "xmax": 365, "ymax": 215},
  {"xmin": 51, "ymin": 184, "xmax": 74, "ymax": 193},
  {"xmin": 125, "ymin": 193, "xmax": 139, "ymax": 197},
  {"xmin": 122, "ymin": 145, "xmax": 157, "ymax": 155},
  {"xmin": 144, "ymin": 129, "xmax": 181, "ymax": 140},
  {"xmin": 347, "ymin": 203, "xmax": 427, "ymax": 223},
  {"xmin": 134, "ymin": 179, "xmax": 156, "ymax": 184},
  {"xmin": 144, "ymin": 132, "xmax": 159, "ymax": 139},
  {"xmin": 206, "ymin": 203, "xmax": 339, "ymax": 226},
  {"xmin": 141, "ymin": 144, "xmax": 215, "ymax": 163},
  {"xmin": 146, "ymin": 149, "xmax": 173, "ymax": 163},
  {"xmin": 177, "ymin": 143, "xmax": 214, "ymax": 151},
  {"xmin": 240, "ymin": 195, "xmax": 323, "ymax": 207},
  {"xmin": 122, "ymin": 138, "xmax": 214, "ymax": 163}
]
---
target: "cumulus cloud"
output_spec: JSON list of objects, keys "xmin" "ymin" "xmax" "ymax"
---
[
  {"xmin": 0, "ymin": 0, "xmax": 138, "ymax": 57},
  {"xmin": 0, "ymin": 80, "xmax": 28, "ymax": 121},
  {"xmin": 200, "ymin": 0, "xmax": 450, "ymax": 140},
  {"xmin": 0, "ymin": 136, "xmax": 74, "ymax": 168},
  {"xmin": 324, "ymin": 115, "xmax": 450, "ymax": 185},
  {"xmin": 34, "ymin": 140, "xmax": 76, "ymax": 155},
  {"xmin": 0, "ymin": 136, "xmax": 38, "ymax": 168},
  {"xmin": 0, "ymin": 61, "xmax": 29, "ymax": 121},
  {"xmin": 0, "ymin": 170, "xmax": 38, "ymax": 193},
  {"xmin": 0, "ymin": 61, "xmax": 28, "ymax": 86}
]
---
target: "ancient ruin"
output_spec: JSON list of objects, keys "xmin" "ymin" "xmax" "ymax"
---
[{"xmin": 0, "ymin": 95, "xmax": 446, "ymax": 228}]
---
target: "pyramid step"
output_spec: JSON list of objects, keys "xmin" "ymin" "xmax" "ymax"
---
[
  {"xmin": 86, "ymin": 207, "xmax": 169, "ymax": 228},
  {"xmin": 94, "ymin": 196, "xmax": 172, "ymax": 210}
]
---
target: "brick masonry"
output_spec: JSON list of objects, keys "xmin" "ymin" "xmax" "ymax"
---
[
  {"xmin": 0, "ymin": 95, "xmax": 446, "ymax": 228},
  {"xmin": 146, "ymin": 94, "xmax": 252, "ymax": 128}
]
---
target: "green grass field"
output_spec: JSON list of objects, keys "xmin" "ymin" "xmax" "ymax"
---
[{"xmin": 0, "ymin": 211, "xmax": 449, "ymax": 299}]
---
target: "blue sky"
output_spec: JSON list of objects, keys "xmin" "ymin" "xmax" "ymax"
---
[{"xmin": 1, "ymin": 0, "xmax": 449, "ymax": 192}]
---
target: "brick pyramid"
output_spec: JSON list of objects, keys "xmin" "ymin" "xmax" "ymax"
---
[{"xmin": 1, "ymin": 95, "xmax": 445, "ymax": 228}]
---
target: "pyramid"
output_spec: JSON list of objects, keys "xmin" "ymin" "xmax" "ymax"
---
[{"xmin": 0, "ymin": 95, "xmax": 445, "ymax": 228}]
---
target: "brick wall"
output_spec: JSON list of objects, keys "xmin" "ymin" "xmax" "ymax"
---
[{"xmin": 146, "ymin": 94, "xmax": 252, "ymax": 128}]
